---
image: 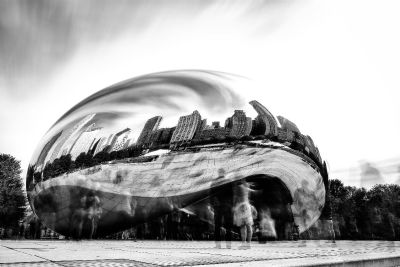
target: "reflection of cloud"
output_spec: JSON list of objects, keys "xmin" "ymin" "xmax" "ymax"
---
[
  {"xmin": 32, "ymin": 70, "xmax": 248, "ymax": 164},
  {"xmin": 53, "ymin": 70, "xmax": 246, "ymax": 129}
]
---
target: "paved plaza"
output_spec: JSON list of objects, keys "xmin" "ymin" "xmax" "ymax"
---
[{"xmin": 0, "ymin": 240, "xmax": 399, "ymax": 266}]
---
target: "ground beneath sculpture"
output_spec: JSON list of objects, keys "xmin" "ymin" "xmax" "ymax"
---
[{"xmin": 1, "ymin": 240, "xmax": 399, "ymax": 266}]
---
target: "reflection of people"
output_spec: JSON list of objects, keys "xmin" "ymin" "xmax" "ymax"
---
[
  {"xmin": 210, "ymin": 169, "xmax": 234, "ymax": 249},
  {"xmin": 84, "ymin": 191, "xmax": 102, "ymax": 239},
  {"xmin": 233, "ymin": 181, "xmax": 257, "ymax": 249},
  {"xmin": 293, "ymin": 180, "xmax": 316, "ymax": 231},
  {"xmin": 171, "ymin": 210, "xmax": 181, "ymax": 240},
  {"xmin": 258, "ymin": 209, "xmax": 276, "ymax": 242},
  {"xmin": 70, "ymin": 191, "xmax": 102, "ymax": 239}
]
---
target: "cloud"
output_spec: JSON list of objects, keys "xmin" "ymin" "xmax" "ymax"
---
[{"xmin": 0, "ymin": 0, "xmax": 297, "ymax": 98}]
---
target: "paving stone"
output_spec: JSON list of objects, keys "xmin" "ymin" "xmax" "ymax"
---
[{"xmin": 1, "ymin": 240, "xmax": 399, "ymax": 266}]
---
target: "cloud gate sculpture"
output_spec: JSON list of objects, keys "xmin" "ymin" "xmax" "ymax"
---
[{"xmin": 27, "ymin": 70, "xmax": 331, "ymax": 240}]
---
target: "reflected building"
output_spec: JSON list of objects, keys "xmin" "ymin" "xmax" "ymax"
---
[
  {"xmin": 211, "ymin": 121, "xmax": 220, "ymax": 129},
  {"xmin": 94, "ymin": 134, "xmax": 114, "ymax": 155},
  {"xmin": 69, "ymin": 124, "xmax": 102, "ymax": 160},
  {"xmin": 45, "ymin": 114, "xmax": 96, "ymax": 164},
  {"xmin": 36, "ymin": 131, "xmax": 62, "ymax": 166},
  {"xmin": 92, "ymin": 137, "xmax": 107, "ymax": 155},
  {"xmin": 277, "ymin": 116, "xmax": 301, "ymax": 134},
  {"xmin": 199, "ymin": 119, "xmax": 207, "ymax": 131},
  {"xmin": 225, "ymin": 110, "xmax": 252, "ymax": 138},
  {"xmin": 194, "ymin": 127, "xmax": 230, "ymax": 140},
  {"xmin": 170, "ymin": 110, "xmax": 201, "ymax": 147},
  {"xmin": 148, "ymin": 127, "xmax": 175, "ymax": 148},
  {"xmin": 250, "ymin": 115, "xmax": 266, "ymax": 136},
  {"xmin": 137, "ymin": 116, "xmax": 162, "ymax": 146},
  {"xmin": 109, "ymin": 128, "xmax": 131, "ymax": 152},
  {"xmin": 249, "ymin": 100, "xmax": 278, "ymax": 136}
]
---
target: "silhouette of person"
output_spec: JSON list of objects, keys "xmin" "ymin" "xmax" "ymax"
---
[{"xmin": 210, "ymin": 168, "xmax": 234, "ymax": 249}]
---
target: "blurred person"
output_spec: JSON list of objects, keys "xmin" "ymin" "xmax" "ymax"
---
[
  {"xmin": 70, "ymin": 195, "xmax": 86, "ymax": 239},
  {"xmin": 84, "ymin": 191, "xmax": 102, "ymax": 239},
  {"xmin": 170, "ymin": 210, "xmax": 181, "ymax": 240},
  {"xmin": 18, "ymin": 221, "xmax": 25, "ymax": 238},
  {"xmin": 233, "ymin": 181, "xmax": 257, "ymax": 249},
  {"xmin": 258, "ymin": 209, "xmax": 277, "ymax": 242},
  {"xmin": 210, "ymin": 169, "xmax": 234, "ymax": 249},
  {"xmin": 293, "ymin": 179, "xmax": 318, "ymax": 237},
  {"xmin": 70, "ymin": 191, "xmax": 101, "ymax": 239}
]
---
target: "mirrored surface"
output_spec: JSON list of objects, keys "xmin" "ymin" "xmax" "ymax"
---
[{"xmin": 27, "ymin": 70, "xmax": 329, "ymax": 239}]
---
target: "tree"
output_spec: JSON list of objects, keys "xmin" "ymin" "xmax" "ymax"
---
[
  {"xmin": 0, "ymin": 154, "xmax": 26, "ymax": 228},
  {"xmin": 93, "ymin": 151, "xmax": 111, "ymax": 164}
]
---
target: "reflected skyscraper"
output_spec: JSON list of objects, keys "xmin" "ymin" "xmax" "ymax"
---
[
  {"xmin": 225, "ymin": 110, "xmax": 252, "ymax": 138},
  {"xmin": 170, "ymin": 110, "xmax": 201, "ymax": 147},
  {"xmin": 44, "ymin": 114, "xmax": 96, "ymax": 164},
  {"xmin": 249, "ymin": 100, "xmax": 278, "ymax": 136},
  {"xmin": 277, "ymin": 116, "xmax": 301, "ymax": 134},
  {"xmin": 109, "ymin": 128, "xmax": 131, "ymax": 152},
  {"xmin": 36, "ymin": 131, "xmax": 62, "ymax": 166},
  {"xmin": 137, "ymin": 116, "xmax": 162, "ymax": 146},
  {"xmin": 69, "ymin": 124, "xmax": 102, "ymax": 160}
]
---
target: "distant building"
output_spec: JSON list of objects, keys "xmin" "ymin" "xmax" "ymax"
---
[
  {"xmin": 249, "ymin": 100, "xmax": 278, "ymax": 136},
  {"xmin": 45, "ymin": 114, "xmax": 96, "ymax": 163},
  {"xmin": 225, "ymin": 110, "xmax": 252, "ymax": 138},
  {"xmin": 69, "ymin": 124, "xmax": 102, "ymax": 160},
  {"xmin": 170, "ymin": 110, "xmax": 202, "ymax": 146},
  {"xmin": 137, "ymin": 116, "xmax": 162, "ymax": 145},
  {"xmin": 277, "ymin": 116, "xmax": 301, "ymax": 134},
  {"xmin": 109, "ymin": 128, "xmax": 131, "ymax": 152},
  {"xmin": 36, "ymin": 131, "xmax": 62, "ymax": 166}
]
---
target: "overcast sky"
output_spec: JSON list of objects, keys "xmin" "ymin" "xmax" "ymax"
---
[{"xmin": 0, "ymin": 0, "xmax": 399, "ymax": 187}]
